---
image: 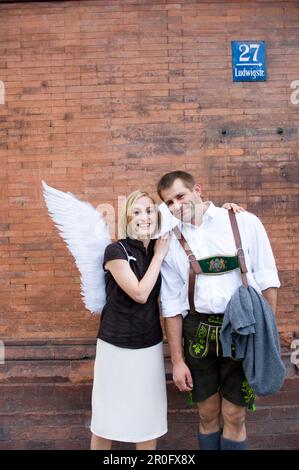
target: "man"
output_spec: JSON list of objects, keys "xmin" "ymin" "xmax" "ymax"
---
[{"xmin": 157, "ymin": 171, "xmax": 280, "ymax": 450}]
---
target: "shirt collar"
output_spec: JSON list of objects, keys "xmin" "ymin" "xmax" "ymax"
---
[
  {"xmin": 204, "ymin": 201, "xmax": 216, "ymax": 219},
  {"xmin": 125, "ymin": 236, "xmax": 144, "ymax": 249},
  {"xmin": 125, "ymin": 236, "xmax": 155, "ymax": 252},
  {"xmin": 178, "ymin": 201, "xmax": 216, "ymax": 231}
]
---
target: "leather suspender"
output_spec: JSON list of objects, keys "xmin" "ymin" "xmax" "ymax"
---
[
  {"xmin": 173, "ymin": 226, "xmax": 202, "ymax": 275},
  {"xmin": 173, "ymin": 226, "xmax": 201, "ymax": 314},
  {"xmin": 228, "ymin": 210, "xmax": 249, "ymax": 288},
  {"xmin": 173, "ymin": 210, "xmax": 249, "ymax": 314}
]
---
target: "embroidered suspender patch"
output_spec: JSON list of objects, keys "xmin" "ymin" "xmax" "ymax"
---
[{"xmin": 197, "ymin": 255, "xmax": 239, "ymax": 275}]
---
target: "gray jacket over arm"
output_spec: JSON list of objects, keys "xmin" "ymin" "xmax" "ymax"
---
[{"xmin": 220, "ymin": 285, "xmax": 285, "ymax": 396}]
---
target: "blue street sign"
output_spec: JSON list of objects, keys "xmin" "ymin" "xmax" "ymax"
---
[{"xmin": 231, "ymin": 41, "xmax": 266, "ymax": 82}]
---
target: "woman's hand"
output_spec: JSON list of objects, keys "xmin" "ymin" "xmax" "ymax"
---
[
  {"xmin": 154, "ymin": 232, "xmax": 170, "ymax": 261},
  {"xmin": 222, "ymin": 202, "xmax": 245, "ymax": 213},
  {"xmin": 106, "ymin": 233, "xmax": 170, "ymax": 304}
]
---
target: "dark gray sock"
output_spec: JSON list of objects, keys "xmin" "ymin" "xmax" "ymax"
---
[
  {"xmin": 220, "ymin": 435, "xmax": 248, "ymax": 450},
  {"xmin": 198, "ymin": 431, "xmax": 221, "ymax": 450}
]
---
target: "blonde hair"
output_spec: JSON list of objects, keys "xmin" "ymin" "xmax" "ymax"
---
[{"xmin": 119, "ymin": 190, "xmax": 160, "ymax": 238}]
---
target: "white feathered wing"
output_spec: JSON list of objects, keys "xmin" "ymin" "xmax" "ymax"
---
[{"xmin": 42, "ymin": 181, "xmax": 111, "ymax": 314}]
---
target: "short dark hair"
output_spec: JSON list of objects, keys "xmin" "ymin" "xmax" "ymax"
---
[{"xmin": 157, "ymin": 171, "xmax": 195, "ymax": 200}]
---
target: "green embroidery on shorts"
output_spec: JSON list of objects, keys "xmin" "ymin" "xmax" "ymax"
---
[
  {"xmin": 187, "ymin": 390, "xmax": 196, "ymax": 407},
  {"xmin": 241, "ymin": 380, "xmax": 256, "ymax": 411},
  {"xmin": 208, "ymin": 326, "xmax": 220, "ymax": 343},
  {"xmin": 209, "ymin": 328, "xmax": 217, "ymax": 341},
  {"xmin": 248, "ymin": 403, "xmax": 256, "ymax": 412},
  {"xmin": 189, "ymin": 322, "xmax": 220, "ymax": 358},
  {"xmin": 190, "ymin": 323, "xmax": 208, "ymax": 357},
  {"xmin": 208, "ymin": 315, "xmax": 223, "ymax": 326}
]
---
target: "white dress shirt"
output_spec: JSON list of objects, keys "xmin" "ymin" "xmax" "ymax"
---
[{"xmin": 160, "ymin": 202, "xmax": 280, "ymax": 318}]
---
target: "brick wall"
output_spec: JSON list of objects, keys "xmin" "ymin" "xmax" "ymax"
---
[
  {"xmin": 0, "ymin": 0, "xmax": 298, "ymax": 450},
  {"xmin": 1, "ymin": 340, "xmax": 298, "ymax": 450}
]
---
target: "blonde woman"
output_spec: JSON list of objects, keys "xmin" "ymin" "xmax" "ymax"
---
[{"xmin": 90, "ymin": 190, "xmax": 169, "ymax": 450}]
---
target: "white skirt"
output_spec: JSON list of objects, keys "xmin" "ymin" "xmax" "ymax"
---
[{"xmin": 90, "ymin": 339, "xmax": 167, "ymax": 442}]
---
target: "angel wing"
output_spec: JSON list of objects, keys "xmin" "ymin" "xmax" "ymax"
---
[{"xmin": 42, "ymin": 181, "xmax": 111, "ymax": 314}]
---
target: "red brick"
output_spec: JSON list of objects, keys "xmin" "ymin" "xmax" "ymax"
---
[{"xmin": 0, "ymin": 0, "xmax": 299, "ymax": 451}]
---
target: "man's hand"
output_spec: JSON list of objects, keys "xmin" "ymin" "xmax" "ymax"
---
[
  {"xmin": 173, "ymin": 361, "xmax": 193, "ymax": 392},
  {"xmin": 222, "ymin": 202, "xmax": 245, "ymax": 213}
]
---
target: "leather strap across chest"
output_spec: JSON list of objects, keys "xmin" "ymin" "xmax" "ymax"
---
[
  {"xmin": 228, "ymin": 210, "xmax": 248, "ymax": 288},
  {"xmin": 173, "ymin": 225, "xmax": 200, "ymax": 313}
]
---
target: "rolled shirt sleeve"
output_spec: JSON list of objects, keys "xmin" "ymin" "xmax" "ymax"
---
[
  {"xmin": 160, "ymin": 255, "xmax": 189, "ymax": 318},
  {"xmin": 241, "ymin": 213, "xmax": 281, "ymax": 291}
]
